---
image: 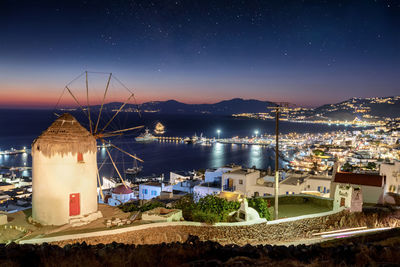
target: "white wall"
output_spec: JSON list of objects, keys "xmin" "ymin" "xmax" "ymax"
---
[
  {"xmin": 32, "ymin": 150, "xmax": 98, "ymax": 225},
  {"xmin": 139, "ymin": 184, "xmax": 161, "ymax": 200},
  {"xmin": 380, "ymin": 161, "xmax": 400, "ymax": 193},
  {"xmin": 205, "ymin": 167, "xmax": 237, "ymax": 183},
  {"xmin": 193, "ymin": 185, "xmax": 220, "ymax": 201},
  {"xmin": 330, "ymin": 181, "xmax": 383, "ymax": 204}
]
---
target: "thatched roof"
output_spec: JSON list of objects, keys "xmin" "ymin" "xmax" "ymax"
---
[{"xmin": 32, "ymin": 113, "xmax": 96, "ymax": 157}]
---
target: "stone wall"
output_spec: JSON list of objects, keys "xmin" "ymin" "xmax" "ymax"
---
[
  {"xmin": 49, "ymin": 209, "xmax": 400, "ymax": 247},
  {"xmin": 4, "ymin": 229, "xmax": 400, "ymax": 266}
]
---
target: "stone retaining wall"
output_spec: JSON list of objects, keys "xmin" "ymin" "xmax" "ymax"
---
[{"xmin": 47, "ymin": 209, "xmax": 400, "ymax": 247}]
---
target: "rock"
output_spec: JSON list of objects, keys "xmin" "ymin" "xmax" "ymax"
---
[{"xmin": 339, "ymin": 216, "xmax": 346, "ymax": 228}]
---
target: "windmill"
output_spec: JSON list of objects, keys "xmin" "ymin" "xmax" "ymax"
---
[{"xmin": 54, "ymin": 71, "xmax": 144, "ymax": 201}]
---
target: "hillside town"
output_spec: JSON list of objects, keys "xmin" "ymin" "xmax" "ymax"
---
[
  {"xmin": 233, "ymin": 95, "xmax": 400, "ymax": 127},
  {"xmin": 1, "ymin": 117, "xmax": 399, "ymax": 217}
]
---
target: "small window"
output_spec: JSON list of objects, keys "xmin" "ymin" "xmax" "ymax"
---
[
  {"xmin": 239, "ymin": 179, "xmax": 243, "ymax": 185},
  {"xmin": 340, "ymin": 197, "xmax": 345, "ymax": 207},
  {"xmin": 77, "ymin": 152, "xmax": 84, "ymax": 163},
  {"xmin": 142, "ymin": 189, "xmax": 148, "ymax": 195},
  {"xmin": 151, "ymin": 190, "xmax": 157, "ymax": 196}
]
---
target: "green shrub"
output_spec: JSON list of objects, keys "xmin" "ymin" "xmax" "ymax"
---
[
  {"xmin": 139, "ymin": 201, "xmax": 165, "ymax": 212},
  {"xmin": 172, "ymin": 194, "xmax": 240, "ymax": 223},
  {"xmin": 248, "ymin": 198, "xmax": 271, "ymax": 220},
  {"xmin": 172, "ymin": 194, "xmax": 196, "ymax": 221},
  {"xmin": 197, "ymin": 195, "xmax": 240, "ymax": 214},
  {"xmin": 191, "ymin": 209, "xmax": 220, "ymax": 224},
  {"xmin": 118, "ymin": 201, "xmax": 165, "ymax": 213},
  {"xmin": 196, "ymin": 195, "xmax": 240, "ymax": 222},
  {"xmin": 119, "ymin": 202, "xmax": 139, "ymax": 213}
]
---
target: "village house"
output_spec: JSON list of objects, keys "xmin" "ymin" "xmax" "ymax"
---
[
  {"xmin": 139, "ymin": 182, "xmax": 173, "ymax": 200},
  {"xmin": 107, "ymin": 185, "xmax": 136, "ymax": 206},
  {"xmin": 193, "ymin": 165, "xmax": 241, "ymax": 200},
  {"xmin": 220, "ymin": 166, "xmax": 333, "ymax": 198},
  {"xmin": 379, "ymin": 161, "xmax": 400, "ymax": 194},
  {"xmin": 330, "ymin": 172, "xmax": 385, "ymax": 204}
]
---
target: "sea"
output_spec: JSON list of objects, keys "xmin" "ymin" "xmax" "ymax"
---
[{"xmin": 0, "ymin": 109, "xmax": 356, "ymax": 181}]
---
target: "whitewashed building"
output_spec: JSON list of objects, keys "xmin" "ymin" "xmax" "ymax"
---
[
  {"xmin": 330, "ymin": 172, "xmax": 384, "ymax": 204},
  {"xmin": 107, "ymin": 184, "xmax": 135, "ymax": 206},
  {"xmin": 139, "ymin": 182, "xmax": 172, "ymax": 200},
  {"xmin": 380, "ymin": 161, "xmax": 400, "ymax": 194}
]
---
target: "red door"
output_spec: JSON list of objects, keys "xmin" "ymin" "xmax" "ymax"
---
[{"xmin": 69, "ymin": 193, "xmax": 80, "ymax": 216}]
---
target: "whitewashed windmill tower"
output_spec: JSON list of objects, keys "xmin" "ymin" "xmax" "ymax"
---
[
  {"xmin": 32, "ymin": 71, "xmax": 143, "ymax": 225},
  {"xmin": 32, "ymin": 113, "xmax": 99, "ymax": 225}
]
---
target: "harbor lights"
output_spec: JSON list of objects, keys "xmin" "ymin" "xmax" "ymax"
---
[
  {"xmin": 217, "ymin": 129, "xmax": 221, "ymax": 140},
  {"xmin": 254, "ymin": 130, "xmax": 259, "ymax": 138}
]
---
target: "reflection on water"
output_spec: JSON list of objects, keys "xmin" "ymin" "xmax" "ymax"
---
[
  {"xmin": 248, "ymin": 145, "xmax": 262, "ymax": 168},
  {"xmin": 0, "ymin": 141, "xmax": 286, "ymax": 180},
  {"xmin": 210, "ymin": 142, "xmax": 224, "ymax": 168}
]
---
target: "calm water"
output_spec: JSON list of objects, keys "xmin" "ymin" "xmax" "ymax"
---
[{"xmin": 0, "ymin": 109, "xmax": 355, "ymax": 179}]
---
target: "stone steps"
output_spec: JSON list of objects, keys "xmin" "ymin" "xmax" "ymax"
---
[{"xmin": 69, "ymin": 211, "xmax": 103, "ymax": 227}]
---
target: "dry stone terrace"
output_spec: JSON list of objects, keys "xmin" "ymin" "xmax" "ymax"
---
[{"xmin": 50, "ymin": 209, "xmax": 400, "ymax": 247}]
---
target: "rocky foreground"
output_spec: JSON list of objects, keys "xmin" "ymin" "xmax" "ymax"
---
[{"xmin": 1, "ymin": 229, "xmax": 400, "ymax": 266}]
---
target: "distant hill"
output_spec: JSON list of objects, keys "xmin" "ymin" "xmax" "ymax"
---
[
  {"xmin": 90, "ymin": 96, "xmax": 400, "ymax": 121},
  {"xmin": 312, "ymin": 96, "xmax": 400, "ymax": 121},
  {"xmin": 97, "ymin": 98, "xmax": 277, "ymax": 115}
]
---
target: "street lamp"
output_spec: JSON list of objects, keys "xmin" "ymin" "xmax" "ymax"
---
[
  {"xmin": 254, "ymin": 130, "xmax": 259, "ymax": 138},
  {"xmin": 217, "ymin": 129, "xmax": 221, "ymax": 140}
]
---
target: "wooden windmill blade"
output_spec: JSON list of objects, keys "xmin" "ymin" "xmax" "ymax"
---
[
  {"xmin": 106, "ymin": 147, "xmax": 130, "ymax": 189},
  {"xmin": 56, "ymin": 71, "xmax": 144, "ymax": 200}
]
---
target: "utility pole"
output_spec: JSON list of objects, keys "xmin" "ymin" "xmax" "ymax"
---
[
  {"xmin": 274, "ymin": 106, "xmax": 280, "ymax": 220},
  {"xmin": 268, "ymin": 102, "xmax": 293, "ymax": 220}
]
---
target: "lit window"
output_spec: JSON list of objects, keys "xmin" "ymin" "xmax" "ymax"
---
[{"xmin": 77, "ymin": 153, "xmax": 84, "ymax": 163}]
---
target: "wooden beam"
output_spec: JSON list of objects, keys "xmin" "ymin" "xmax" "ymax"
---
[
  {"xmin": 94, "ymin": 73, "xmax": 112, "ymax": 134},
  {"xmin": 99, "ymin": 93, "xmax": 134, "ymax": 134},
  {"xmin": 106, "ymin": 148, "xmax": 129, "ymax": 189}
]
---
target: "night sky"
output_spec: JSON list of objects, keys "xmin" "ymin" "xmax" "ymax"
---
[{"xmin": 0, "ymin": 0, "xmax": 399, "ymax": 108}]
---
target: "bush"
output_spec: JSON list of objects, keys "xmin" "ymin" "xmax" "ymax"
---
[
  {"xmin": 172, "ymin": 194, "xmax": 197, "ymax": 221},
  {"xmin": 119, "ymin": 202, "xmax": 140, "ymax": 213},
  {"xmin": 118, "ymin": 201, "xmax": 165, "ymax": 213},
  {"xmin": 139, "ymin": 201, "xmax": 165, "ymax": 212},
  {"xmin": 248, "ymin": 198, "xmax": 271, "ymax": 220},
  {"xmin": 196, "ymin": 195, "xmax": 240, "ymax": 222},
  {"xmin": 172, "ymin": 194, "xmax": 240, "ymax": 223},
  {"xmin": 191, "ymin": 210, "xmax": 220, "ymax": 224}
]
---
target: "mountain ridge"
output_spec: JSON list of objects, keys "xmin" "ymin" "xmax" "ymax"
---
[{"xmin": 90, "ymin": 96, "xmax": 400, "ymax": 121}]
